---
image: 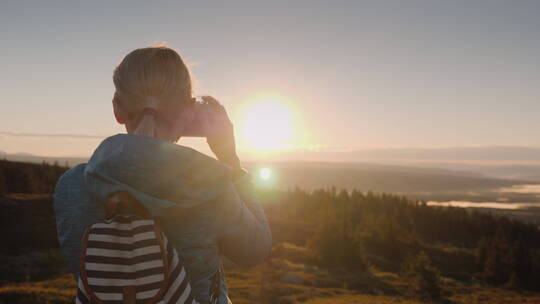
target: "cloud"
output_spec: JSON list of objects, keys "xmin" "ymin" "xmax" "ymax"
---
[{"xmin": 0, "ymin": 131, "xmax": 106, "ymax": 139}]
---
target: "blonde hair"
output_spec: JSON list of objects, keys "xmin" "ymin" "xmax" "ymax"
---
[{"xmin": 113, "ymin": 44, "xmax": 192, "ymax": 141}]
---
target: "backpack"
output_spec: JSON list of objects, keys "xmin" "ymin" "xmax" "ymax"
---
[{"xmin": 75, "ymin": 191, "xmax": 202, "ymax": 304}]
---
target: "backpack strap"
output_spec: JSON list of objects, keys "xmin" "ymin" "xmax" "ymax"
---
[
  {"xmin": 209, "ymin": 264, "xmax": 222, "ymax": 304},
  {"xmin": 153, "ymin": 219, "xmax": 170, "ymax": 284},
  {"xmin": 124, "ymin": 286, "xmax": 136, "ymax": 304}
]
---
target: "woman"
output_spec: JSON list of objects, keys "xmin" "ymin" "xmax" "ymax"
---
[{"xmin": 53, "ymin": 44, "xmax": 272, "ymax": 304}]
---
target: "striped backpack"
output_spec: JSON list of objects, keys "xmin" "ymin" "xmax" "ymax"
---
[{"xmin": 75, "ymin": 191, "xmax": 200, "ymax": 304}]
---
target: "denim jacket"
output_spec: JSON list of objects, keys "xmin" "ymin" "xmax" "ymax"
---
[{"xmin": 53, "ymin": 133, "xmax": 272, "ymax": 304}]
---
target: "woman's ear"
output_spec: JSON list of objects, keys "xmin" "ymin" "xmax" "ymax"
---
[
  {"xmin": 112, "ymin": 96, "xmax": 127, "ymax": 124},
  {"xmin": 114, "ymin": 108, "xmax": 127, "ymax": 124}
]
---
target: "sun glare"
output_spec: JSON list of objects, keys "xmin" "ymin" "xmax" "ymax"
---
[{"xmin": 238, "ymin": 99, "xmax": 295, "ymax": 150}]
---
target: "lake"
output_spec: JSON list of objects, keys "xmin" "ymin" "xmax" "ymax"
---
[{"xmin": 427, "ymin": 184, "xmax": 540, "ymax": 210}]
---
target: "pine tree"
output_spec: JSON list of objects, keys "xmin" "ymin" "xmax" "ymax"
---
[{"xmin": 402, "ymin": 252, "xmax": 442, "ymax": 300}]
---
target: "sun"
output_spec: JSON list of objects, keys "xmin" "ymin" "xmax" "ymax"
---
[{"xmin": 238, "ymin": 99, "xmax": 295, "ymax": 150}]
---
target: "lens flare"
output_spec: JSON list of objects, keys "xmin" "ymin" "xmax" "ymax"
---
[{"xmin": 259, "ymin": 168, "xmax": 272, "ymax": 180}]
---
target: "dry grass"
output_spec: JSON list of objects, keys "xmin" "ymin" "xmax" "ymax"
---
[
  {"xmin": 2, "ymin": 248, "xmax": 540, "ymax": 304},
  {"xmin": 302, "ymin": 294, "xmax": 421, "ymax": 304},
  {"xmin": 0, "ymin": 274, "xmax": 75, "ymax": 304}
]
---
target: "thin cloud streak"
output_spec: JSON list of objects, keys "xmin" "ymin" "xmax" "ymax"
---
[{"xmin": 0, "ymin": 131, "xmax": 107, "ymax": 140}]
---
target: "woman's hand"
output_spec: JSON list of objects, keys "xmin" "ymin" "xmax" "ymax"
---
[{"xmin": 202, "ymin": 96, "xmax": 242, "ymax": 170}]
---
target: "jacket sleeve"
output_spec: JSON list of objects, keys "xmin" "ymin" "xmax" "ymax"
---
[
  {"xmin": 53, "ymin": 165, "xmax": 102, "ymax": 279},
  {"xmin": 214, "ymin": 172, "xmax": 272, "ymax": 267}
]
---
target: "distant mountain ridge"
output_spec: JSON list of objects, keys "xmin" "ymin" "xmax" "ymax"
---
[
  {"xmin": 4, "ymin": 145, "xmax": 540, "ymax": 181},
  {"xmin": 4, "ymin": 145, "xmax": 540, "ymax": 162},
  {"xmin": 344, "ymin": 146, "xmax": 540, "ymax": 161}
]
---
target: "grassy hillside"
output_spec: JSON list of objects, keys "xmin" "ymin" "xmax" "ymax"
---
[{"xmin": 0, "ymin": 159, "xmax": 68, "ymax": 195}]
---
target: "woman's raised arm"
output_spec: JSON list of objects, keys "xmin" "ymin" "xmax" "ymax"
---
[{"xmin": 213, "ymin": 173, "xmax": 272, "ymax": 267}]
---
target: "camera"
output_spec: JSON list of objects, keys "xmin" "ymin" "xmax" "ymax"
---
[{"xmin": 179, "ymin": 96, "xmax": 229, "ymax": 137}]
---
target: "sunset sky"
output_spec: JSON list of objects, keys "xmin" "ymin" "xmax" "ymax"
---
[{"xmin": 1, "ymin": 1, "xmax": 539, "ymax": 158}]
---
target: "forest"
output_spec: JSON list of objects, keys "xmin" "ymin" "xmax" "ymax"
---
[{"xmin": 262, "ymin": 187, "xmax": 540, "ymax": 292}]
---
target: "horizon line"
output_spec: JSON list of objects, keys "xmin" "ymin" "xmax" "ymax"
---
[{"xmin": 3, "ymin": 131, "xmax": 540, "ymax": 156}]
